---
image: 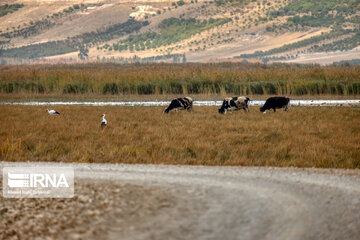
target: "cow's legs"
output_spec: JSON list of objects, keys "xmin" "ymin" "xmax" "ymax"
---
[
  {"xmin": 273, "ymin": 108, "xmax": 276, "ymax": 112},
  {"xmin": 284, "ymin": 105, "xmax": 289, "ymax": 111},
  {"xmin": 187, "ymin": 105, "xmax": 193, "ymax": 112}
]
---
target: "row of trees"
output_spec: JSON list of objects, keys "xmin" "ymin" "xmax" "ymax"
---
[
  {"xmin": 235, "ymin": 30, "xmax": 356, "ymax": 60},
  {"xmin": 310, "ymin": 33, "xmax": 360, "ymax": 52},
  {"xmin": 0, "ymin": 19, "xmax": 147, "ymax": 59},
  {"xmin": 103, "ymin": 17, "xmax": 231, "ymax": 52},
  {"xmin": 268, "ymin": 0, "xmax": 359, "ymax": 29},
  {"xmin": 95, "ymin": 54, "xmax": 186, "ymax": 64},
  {"xmin": 0, "ymin": 4, "xmax": 87, "ymax": 39}
]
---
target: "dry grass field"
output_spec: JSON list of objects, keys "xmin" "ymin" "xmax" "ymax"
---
[{"xmin": 0, "ymin": 105, "xmax": 359, "ymax": 168}]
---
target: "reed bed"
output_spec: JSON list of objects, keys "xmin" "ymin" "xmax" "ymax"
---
[
  {"xmin": 1, "ymin": 105, "xmax": 359, "ymax": 168},
  {"xmin": 0, "ymin": 63, "xmax": 359, "ymax": 97}
]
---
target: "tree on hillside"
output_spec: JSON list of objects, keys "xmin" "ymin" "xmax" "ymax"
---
[{"xmin": 78, "ymin": 47, "xmax": 88, "ymax": 60}]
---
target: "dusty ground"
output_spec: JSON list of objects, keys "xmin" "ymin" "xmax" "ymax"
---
[
  {"xmin": 1, "ymin": 162, "xmax": 360, "ymax": 240},
  {"xmin": 0, "ymin": 179, "xmax": 180, "ymax": 240}
]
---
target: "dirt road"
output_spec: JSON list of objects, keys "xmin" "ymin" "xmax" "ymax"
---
[{"xmin": 1, "ymin": 162, "xmax": 360, "ymax": 240}]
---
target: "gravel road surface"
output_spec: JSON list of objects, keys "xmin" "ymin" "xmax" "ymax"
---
[{"xmin": 1, "ymin": 162, "xmax": 360, "ymax": 240}]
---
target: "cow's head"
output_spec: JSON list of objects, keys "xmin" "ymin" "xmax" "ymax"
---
[
  {"xmin": 218, "ymin": 108, "xmax": 225, "ymax": 114},
  {"xmin": 260, "ymin": 106, "xmax": 265, "ymax": 112}
]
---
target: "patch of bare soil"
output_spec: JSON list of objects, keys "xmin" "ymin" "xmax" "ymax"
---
[{"xmin": 0, "ymin": 179, "xmax": 177, "ymax": 240}]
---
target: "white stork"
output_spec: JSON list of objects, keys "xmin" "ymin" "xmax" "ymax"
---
[
  {"xmin": 101, "ymin": 114, "xmax": 107, "ymax": 128},
  {"xmin": 46, "ymin": 109, "xmax": 60, "ymax": 115}
]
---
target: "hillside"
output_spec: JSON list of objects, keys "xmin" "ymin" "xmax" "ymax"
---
[{"xmin": 0, "ymin": 0, "xmax": 359, "ymax": 64}]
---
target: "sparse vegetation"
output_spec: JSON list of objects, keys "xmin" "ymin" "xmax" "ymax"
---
[
  {"xmin": 0, "ymin": 19, "xmax": 147, "ymax": 59},
  {"xmin": 1, "ymin": 105, "xmax": 359, "ymax": 168},
  {"xmin": 0, "ymin": 3, "xmax": 24, "ymax": 17},
  {"xmin": 0, "ymin": 41, "xmax": 77, "ymax": 59},
  {"xmin": 269, "ymin": 0, "xmax": 359, "ymax": 28},
  {"xmin": 0, "ymin": 4, "xmax": 87, "ymax": 39},
  {"xmin": 236, "ymin": 30, "xmax": 358, "ymax": 60},
  {"xmin": 310, "ymin": 33, "xmax": 360, "ymax": 52},
  {"xmin": 106, "ymin": 17, "xmax": 231, "ymax": 52},
  {"xmin": 214, "ymin": 0, "xmax": 250, "ymax": 6},
  {"xmin": 0, "ymin": 0, "xmax": 358, "ymax": 63},
  {"xmin": 98, "ymin": 53, "xmax": 187, "ymax": 64}
]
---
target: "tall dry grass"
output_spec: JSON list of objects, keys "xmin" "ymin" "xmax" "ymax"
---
[
  {"xmin": 0, "ymin": 63, "xmax": 359, "ymax": 96},
  {"xmin": 0, "ymin": 105, "xmax": 359, "ymax": 168}
]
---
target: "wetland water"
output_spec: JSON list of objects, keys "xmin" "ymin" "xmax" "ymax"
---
[{"xmin": 0, "ymin": 100, "xmax": 359, "ymax": 106}]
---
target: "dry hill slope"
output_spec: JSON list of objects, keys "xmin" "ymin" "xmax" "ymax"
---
[{"xmin": 0, "ymin": 0, "xmax": 359, "ymax": 64}]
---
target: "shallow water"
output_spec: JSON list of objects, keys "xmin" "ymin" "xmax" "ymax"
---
[{"xmin": 0, "ymin": 100, "xmax": 359, "ymax": 107}]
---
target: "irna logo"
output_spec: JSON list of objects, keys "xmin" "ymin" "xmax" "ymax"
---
[
  {"xmin": 3, "ymin": 166, "xmax": 74, "ymax": 198},
  {"xmin": 7, "ymin": 172, "xmax": 69, "ymax": 188}
]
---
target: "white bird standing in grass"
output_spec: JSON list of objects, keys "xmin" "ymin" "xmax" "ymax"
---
[
  {"xmin": 101, "ymin": 114, "xmax": 107, "ymax": 128},
  {"xmin": 46, "ymin": 109, "xmax": 60, "ymax": 115}
]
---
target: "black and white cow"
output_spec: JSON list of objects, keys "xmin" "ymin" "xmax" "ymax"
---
[
  {"xmin": 260, "ymin": 97, "xmax": 290, "ymax": 114},
  {"xmin": 164, "ymin": 97, "xmax": 193, "ymax": 113},
  {"xmin": 218, "ymin": 96, "xmax": 250, "ymax": 114}
]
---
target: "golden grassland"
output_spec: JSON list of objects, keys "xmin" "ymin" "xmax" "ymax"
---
[{"xmin": 0, "ymin": 105, "xmax": 359, "ymax": 168}]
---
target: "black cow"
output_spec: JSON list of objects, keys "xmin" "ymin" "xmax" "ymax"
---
[
  {"xmin": 164, "ymin": 97, "xmax": 193, "ymax": 113},
  {"xmin": 260, "ymin": 97, "xmax": 290, "ymax": 113},
  {"xmin": 218, "ymin": 96, "xmax": 250, "ymax": 114}
]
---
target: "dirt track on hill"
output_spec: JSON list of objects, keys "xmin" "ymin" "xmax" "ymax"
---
[{"xmin": 1, "ymin": 162, "xmax": 360, "ymax": 240}]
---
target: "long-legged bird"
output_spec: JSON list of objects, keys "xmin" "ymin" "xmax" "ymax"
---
[
  {"xmin": 46, "ymin": 109, "xmax": 60, "ymax": 115},
  {"xmin": 101, "ymin": 114, "xmax": 107, "ymax": 128}
]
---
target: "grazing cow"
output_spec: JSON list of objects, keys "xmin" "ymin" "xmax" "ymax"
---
[
  {"xmin": 164, "ymin": 97, "xmax": 193, "ymax": 113},
  {"xmin": 260, "ymin": 97, "xmax": 290, "ymax": 114},
  {"xmin": 218, "ymin": 96, "xmax": 250, "ymax": 114}
]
